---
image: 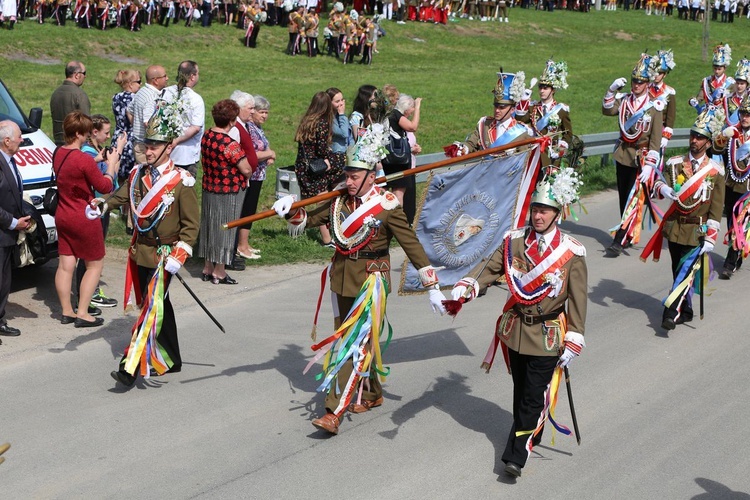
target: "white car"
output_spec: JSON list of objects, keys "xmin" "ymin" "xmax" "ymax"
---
[{"xmin": 1, "ymin": 79, "xmax": 58, "ymax": 265}]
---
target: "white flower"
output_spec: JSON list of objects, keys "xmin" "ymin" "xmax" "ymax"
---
[
  {"xmin": 544, "ymin": 269, "xmax": 564, "ymax": 297},
  {"xmin": 509, "ymin": 72, "xmax": 526, "ymax": 103},
  {"xmin": 550, "ymin": 167, "xmax": 583, "ymax": 207},
  {"xmin": 162, "ymin": 193, "xmax": 175, "ymax": 206}
]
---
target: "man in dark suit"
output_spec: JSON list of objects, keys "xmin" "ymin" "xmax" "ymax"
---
[{"xmin": 0, "ymin": 120, "xmax": 33, "ymax": 339}]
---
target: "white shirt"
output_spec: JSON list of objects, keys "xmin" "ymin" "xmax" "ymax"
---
[{"xmin": 162, "ymin": 85, "xmax": 205, "ymax": 166}]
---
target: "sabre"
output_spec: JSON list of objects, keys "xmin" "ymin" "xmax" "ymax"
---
[
  {"xmin": 699, "ymin": 241, "xmax": 705, "ymax": 320},
  {"xmin": 564, "ymin": 366, "xmax": 581, "ymax": 445},
  {"xmin": 223, "ymin": 136, "xmax": 543, "ymax": 230},
  {"xmin": 173, "ymin": 272, "xmax": 226, "ymax": 333}
]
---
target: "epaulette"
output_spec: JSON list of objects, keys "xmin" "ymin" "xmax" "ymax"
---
[
  {"xmin": 666, "ymin": 155, "xmax": 683, "ymax": 167},
  {"xmin": 179, "ymin": 168, "xmax": 196, "ymax": 187},
  {"xmin": 559, "ymin": 103, "xmax": 570, "ymax": 112},
  {"xmin": 708, "ymin": 157, "xmax": 726, "ymax": 176},
  {"xmin": 503, "ymin": 227, "xmax": 526, "ymax": 240},
  {"xmin": 380, "ymin": 190, "xmax": 400, "ymax": 210},
  {"xmin": 665, "ymin": 85, "xmax": 676, "ymax": 96},
  {"xmin": 562, "ymin": 233, "xmax": 587, "ymax": 257}
]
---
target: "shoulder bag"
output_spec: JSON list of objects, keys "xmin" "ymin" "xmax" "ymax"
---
[
  {"xmin": 43, "ymin": 148, "xmax": 73, "ymax": 216},
  {"xmin": 384, "ymin": 128, "xmax": 411, "ymax": 166}
]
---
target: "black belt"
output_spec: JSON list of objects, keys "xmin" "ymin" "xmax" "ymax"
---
[
  {"xmin": 347, "ymin": 248, "xmax": 389, "ymax": 260},
  {"xmin": 137, "ymin": 233, "xmax": 179, "ymax": 247},
  {"xmin": 513, "ymin": 306, "xmax": 565, "ymax": 325},
  {"xmin": 669, "ymin": 215, "xmax": 703, "ymax": 225}
]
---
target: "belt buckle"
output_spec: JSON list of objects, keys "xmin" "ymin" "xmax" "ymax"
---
[
  {"xmin": 348, "ymin": 250, "xmax": 359, "ymax": 261},
  {"xmin": 523, "ymin": 314, "xmax": 534, "ymax": 325}
]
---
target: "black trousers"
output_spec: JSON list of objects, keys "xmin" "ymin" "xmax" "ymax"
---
[
  {"xmin": 0, "ymin": 245, "xmax": 12, "ymax": 326},
  {"xmin": 723, "ymin": 188, "xmax": 744, "ymax": 271},
  {"xmin": 664, "ymin": 240, "xmax": 696, "ymax": 322},
  {"xmin": 615, "ymin": 161, "xmax": 638, "ymax": 217},
  {"xmin": 117, "ymin": 265, "xmax": 181, "ymax": 381},
  {"xmin": 502, "ymin": 349, "xmax": 558, "ymax": 468}
]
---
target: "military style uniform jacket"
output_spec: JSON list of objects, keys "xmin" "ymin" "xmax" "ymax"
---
[
  {"xmin": 109, "ymin": 161, "xmax": 200, "ymax": 268},
  {"xmin": 659, "ymin": 154, "xmax": 725, "ymax": 247},
  {"xmin": 302, "ymin": 189, "xmax": 432, "ymax": 298},
  {"xmin": 462, "ymin": 116, "xmax": 533, "ymax": 154},
  {"xmin": 602, "ymin": 92, "xmax": 663, "ymax": 168},
  {"xmin": 716, "ymin": 127, "xmax": 750, "ymax": 194},
  {"xmin": 517, "ymin": 100, "xmax": 572, "ymax": 166},
  {"xmin": 471, "ymin": 227, "xmax": 587, "ymax": 357},
  {"xmin": 650, "ymin": 82, "xmax": 676, "ymax": 140}
]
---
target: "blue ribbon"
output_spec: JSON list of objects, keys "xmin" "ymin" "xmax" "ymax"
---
[
  {"xmin": 535, "ymin": 103, "xmax": 564, "ymax": 132},
  {"xmin": 489, "ymin": 123, "xmax": 528, "ymax": 148}
]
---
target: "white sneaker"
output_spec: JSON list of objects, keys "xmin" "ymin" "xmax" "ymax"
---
[
  {"xmin": 396, "ymin": 20, "xmax": 405, "ymax": 24},
  {"xmin": 481, "ymin": 16, "xmax": 486, "ymax": 20},
  {"xmin": 468, "ymin": 15, "xmax": 473, "ymax": 19},
  {"xmin": 504, "ymin": 17, "xmax": 509, "ymax": 22}
]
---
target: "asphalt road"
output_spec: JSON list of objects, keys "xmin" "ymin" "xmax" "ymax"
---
[{"xmin": 1, "ymin": 189, "xmax": 749, "ymax": 499}]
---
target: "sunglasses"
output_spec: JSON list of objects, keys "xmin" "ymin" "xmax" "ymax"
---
[
  {"xmin": 134, "ymin": 79, "xmax": 142, "ymax": 84},
  {"xmin": 77, "ymin": 71, "xmax": 87, "ymax": 76}
]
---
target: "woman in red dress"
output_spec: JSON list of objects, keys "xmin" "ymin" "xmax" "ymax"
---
[{"xmin": 53, "ymin": 112, "xmax": 119, "ymax": 328}]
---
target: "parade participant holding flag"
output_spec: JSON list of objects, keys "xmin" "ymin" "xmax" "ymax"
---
[
  {"xmin": 445, "ymin": 69, "xmax": 533, "ymax": 157},
  {"xmin": 602, "ymin": 53, "xmax": 664, "ymax": 257},
  {"xmin": 642, "ymin": 106, "xmax": 725, "ymax": 331},
  {"xmin": 516, "ymin": 59, "xmax": 573, "ymax": 170},
  {"xmin": 272, "ymin": 120, "xmax": 448, "ymax": 436},
  {"xmin": 715, "ymin": 93, "xmax": 750, "ymax": 280},
  {"xmin": 449, "ymin": 169, "xmax": 587, "ymax": 479},
  {"xmin": 108, "ymin": 109, "xmax": 200, "ymax": 388},
  {"xmin": 689, "ymin": 43, "xmax": 734, "ymax": 113}
]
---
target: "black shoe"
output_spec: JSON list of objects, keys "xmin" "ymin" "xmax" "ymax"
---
[
  {"xmin": 0, "ymin": 324, "xmax": 21, "ymax": 336},
  {"xmin": 91, "ymin": 289, "xmax": 118, "ymax": 308},
  {"xmin": 504, "ymin": 462, "xmax": 522, "ymax": 477},
  {"xmin": 718, "ymin": 268, "xmax": 733, "ymax": 280},
  {"xmin": 61, "ymin": 315, "xmax": 77, "ymax": 325},
  {"xmin": 212, "ymin": 274, "xmax": 238, "ymax": 285},
  {"xmin": 661, "ymin": 317, "xmax": 676, "ymax": 330},
  {"xmin": 201, "ymin": 273, "xmax": 212, "ymax": 282},
  {"xmin": 75, "ymin": 317, "xmax": 104, "ymax": 328},
  {"xmin": 111, "ymin": 370, "xmax": 136, "ymax": 387},
  {"xmin": 604, "ymin": 243, "xmax": 623, "ymax": 258},
  {"xmin": 75, "ymin": 305, "xmax": 102, "ymax": 316},
  {"xmin": 226, "ymin": 257, "xmax": 246, "ymax": 271}
]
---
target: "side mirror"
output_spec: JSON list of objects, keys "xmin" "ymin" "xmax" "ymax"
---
[{"xmin": 28, "ymin": 108, "xmax": 43, "ymax": 129}]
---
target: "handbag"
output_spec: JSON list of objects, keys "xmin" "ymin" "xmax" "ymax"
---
[
  {"xmin": 384, "ymin": 130, "xmax": 410, "ymax": 166},
  {"xmin": 43, "ymin": 148, "xmax": 72, "ymax": 216},
  {"xmin": 303, "ymin": 147, "xmax": 328, "ymax": 175}
]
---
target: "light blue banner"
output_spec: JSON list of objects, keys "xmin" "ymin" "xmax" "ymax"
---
[{"xmin": 400, "ymin": 151, "xmax": 530, "ymax": 293}]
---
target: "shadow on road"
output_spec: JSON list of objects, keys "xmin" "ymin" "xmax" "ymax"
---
[
  {"xmin": 385, "ymin": 328, "xmax": 472, "ymax": 364},
  {"xmin": 691, "ymin": 477, "xmax": 750, "ymax": 499},
  {"xmin": 378, "ymin": 371, "xmax": 512, "ymax": 476},
  {"xmin": 589, "ymin": 278, "xmax": 668, "ymax": 335},
  {"xmin": 48, "ymin": 317, "xmax": 133, "ymax": 359}
]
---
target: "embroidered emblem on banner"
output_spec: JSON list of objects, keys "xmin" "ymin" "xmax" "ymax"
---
[{"xmin": 431, "ymin": 191, "xmax": 501, "ymax": 268}]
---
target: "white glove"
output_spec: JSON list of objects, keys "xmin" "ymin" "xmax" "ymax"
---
[
  {"xmin": 557, "ymin": 140, "xmax": 568, "ymax": 152},
  {"xmin": 451, "ymin": 277, "xmax": 479, "ymax": 301},
  {"xmin": 660, "ymin": 137, "xmax": 669, "ymax": 150},
  {"xmin": 659, "ymin": 184, "xmax": 678, "ymax": 201},
  {"xmin": 723, "ymin": 126, "xmax": 739, "ymax": 139},
  {"xmin": 700, "ymin": 240, "xmax": 714, "ymax": 255},
  {"xmin": 272, "ymin": 195, "xmax": 295, "ymax": 217},
  {"xmin": 558, "ymin": 344, "xmax": 578, "ymax": 368},
  {"xmin": 164, "ymin": 256, "xmax": 182, "ymax": 274},
  {"xmin": 638, "ymin": 163, "xmax": 654, "ymax": 183},
  {"xmin": 689, "ymin": 97, "xmax": 700, "ymax": 109},
  {"xmin": 609, "ymin": 77, "xmax": 627, "ymax": 92},
  {"xmin": 521, "ymin": 88, "xmax": 533, "ymax": 101},
  {"xmin": 85, "ymin": 204, "xmax": 102, "ymax": 220},
  {"xmin": 428, "ymin": 289, "xmax": 447, "ymax": 315}
]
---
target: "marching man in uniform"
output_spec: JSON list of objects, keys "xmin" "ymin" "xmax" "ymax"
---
[
  {"xmin": 450, "ymin": 169, "xmax": 587, "ymax": 479},
  {"xmin": 719, "ymin": 58, "xmax": 750, "ymax": 128},
  {"xmin": 447, "ymin": 69, "xmax": 533, "ymax": 156},
  {"xmin": 690, "ymin": 43, "xmax": 734, "ymax": 113},
  {"xmin": 602, "ymin": 53, "xmax": 663, "ymax": 257},
  {"xmin": 272, "ymin": 120, "xmax": 448, "ymax": 436},
  {"xmin": 108, "ymin": 111, "xmax": 200, "ymax": 387},
  {"xmin": 650, "ymin": 49, "xmax": 677, "ymax": 155},
  {"xmin": 516, "ymin": 59, "xmax": 573, "ymax": 170},
  {"xmin": 642, "ymin": 106, "xmax": 725, "ymax": 330},
  {"xmin": 716, "ymin": 93, "xmax": 750, "ymax": 279}
]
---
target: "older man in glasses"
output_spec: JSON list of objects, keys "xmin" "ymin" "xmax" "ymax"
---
[{"xmin": 50, "ymin": 61, "xmax": 91, "ymax": 146}]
